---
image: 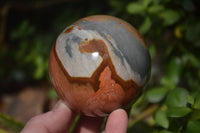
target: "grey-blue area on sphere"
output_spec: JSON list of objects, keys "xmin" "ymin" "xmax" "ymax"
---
[
  {"xmin": 74, "ymin": 20, "xmax": 151, "ymax": 80},
  {"xmin": 65, "ymin": 35, "xmax": 82, "ymax": 57},
  {"xmin": 57, "ymin": 18, "xmax": 151, "ymax": 86}
]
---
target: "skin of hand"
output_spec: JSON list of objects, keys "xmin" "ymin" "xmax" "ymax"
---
[{"xmin": 20, "ymin": 100, "xmax": 128, "ymax": 133}]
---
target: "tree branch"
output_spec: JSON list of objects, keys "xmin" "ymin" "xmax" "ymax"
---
[{"xmin": 130, "ymin": 104, "xmax": 159, "ymax": 124}]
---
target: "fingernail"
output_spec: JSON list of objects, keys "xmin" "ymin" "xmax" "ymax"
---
[{"xmin": 53, "ymin": 100, "xmax": 67, "ymax": 111}]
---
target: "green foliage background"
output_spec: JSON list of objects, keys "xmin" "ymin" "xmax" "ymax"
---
[{"xmin": 0, "ymin": 0, "xmax": 200, "ymax": 132}]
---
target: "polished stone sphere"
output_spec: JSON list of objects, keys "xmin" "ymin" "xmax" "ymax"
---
[{"xmin": 49, "ymin": 15, "xmax": 151, "ymax": 117}]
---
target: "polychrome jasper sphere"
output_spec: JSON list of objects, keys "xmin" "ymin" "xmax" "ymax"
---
[{"xmin": 49, "ymin": 15, "xmax": 151, "ymax": 117}]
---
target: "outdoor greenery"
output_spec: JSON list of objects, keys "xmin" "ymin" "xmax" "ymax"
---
[{"xmin": 0, "ymin": 0, "xmax": 200, "ymax": 133}]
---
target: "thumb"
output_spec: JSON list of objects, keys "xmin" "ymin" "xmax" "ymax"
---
[{"xmin": 21, "ymin": 100, "xmax": 77, "ymax": 133}]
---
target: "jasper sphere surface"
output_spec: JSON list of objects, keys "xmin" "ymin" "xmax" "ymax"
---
[{"xmin": 49, "ymin": 15, "xmax": 151, "ymax": 117}]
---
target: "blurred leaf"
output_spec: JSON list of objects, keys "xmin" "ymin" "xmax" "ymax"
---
[
  {"xmin": 10, "ymin": 20, "xmax": 35, "ymax": 40},
  {"xmin": 155, "ymin": 110, "xmax": 169, "ymax": 128},
  {"xmin": 187, "ymin": 95, "xmax": 195, "ymax": 105},
  {"xmin": 109, "ymin": 0, "xmax": 124, "ymax": 11},
  {"xmin": 174, "ymin": 26, "xmax": 183, "ymax": 39},
  {"xmin": 0, "ymin": 129, "xmax": 11, "ymax": 133},
  {"xmin": 143, "ymin": 0, "xmax": 152, "ymax": 8},
  {"xmin": 158, "ymin": 130, "xmax": 174, "ymax": 133},
  {"xmin": 194, "ymin": 94, "xmax": 200, "ymax": 109},
  {"xmin": 186, "ymin": 120, "xmax": 200, "ymax": 133},
  {"xmin": 161, "ymin": 77, "xmax": 174, "ymax": 89},
  {"xmin": 165, "ymin": 87, "xmax": 188, "ymax": 108},
  {"xmin": 148, "ymin": 5, "xmax": 165, "ymax": 14},
  {"xmin": 190, "ymin": 109, "xmax": 200, "ymax": 120},
  {"xmin": 139, "ymin": 17, "xmax": 152, "ymax": 35},
  {"xmin": 161, "ymin": 58, "xmax": 183, "ymax": 87},
  {"xmin": 48, "ymin": 88, "xmax": 58, "ymax": 99},
  {"xmin": 33, "ymin": 56, "xmax": 47, "ymax": 79},
  {"xmin": 167, "ymin": 107, "xmax": 191, "ymax": 117},
  {"xmin": 190, "ymin": 109, "xmax": 200, "ymax": 121},
  {"xmin": 167, "ymin": 58, "xmax": 183, "ymax": 85},
  {"xmin": 127, "ymin": 122, "xmax": 153, "ymax": 133},
  {"xmin": 159, "ymin": 10, "xmax": 180, "ymax": 26},
  {"xmin": 15, "ymin": 42, "xmax": 28, "ymax": 61},
  {"xmin": 0, "ymin": 113, "xmax": 24, "ymax": 133},
  {"xmin": 146, "ymin": 86, "xmax": 169, "ymax": 103},
  {"xmin": 149, "ymin": 44, "xmax": 156, "ymax": 59},
  {"xmin": 126, "ymin": 2, "xmax": 146, "ymax": 14},
  {"xmin": 187, "ymin": 54, "xmax": 200, "ymax": 68}
]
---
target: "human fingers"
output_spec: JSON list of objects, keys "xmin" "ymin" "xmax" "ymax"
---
[
  {"xmin": 73, "ymin": 115, "xmax": 104, "ymax": 133},
  {"xmin": 21, "ymin": 100, "xmax": 77, "ymax": 133},
  {"xmin": 103, "ymin": 109, "xmax": 128, "ymax": 133}
]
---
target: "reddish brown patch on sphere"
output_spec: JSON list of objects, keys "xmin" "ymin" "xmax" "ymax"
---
[{"xmin": 64, "ymin": 26, "xmax": 74, "ymax": 33}]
